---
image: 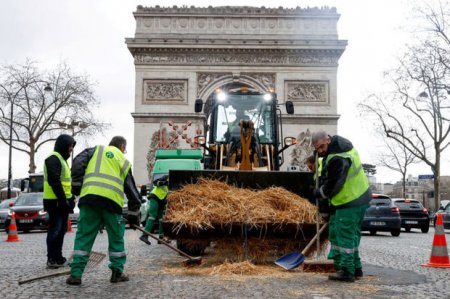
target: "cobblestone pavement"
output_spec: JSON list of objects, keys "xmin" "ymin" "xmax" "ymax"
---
[{"xmin": 1, "ymin": 227, "xmax": 450, "ymax": 299}]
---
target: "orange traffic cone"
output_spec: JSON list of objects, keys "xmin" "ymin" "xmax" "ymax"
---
[
  {"xmin": 421, "ymin": 213, "xmax": 450, "ymax": 268},
  {"xmin": 6, "ymin": 212, "xmax": 19, "ymax": 242},
  {"xmin": 67, "ymin": 218, "xmax": 73, "ymax": 233}
]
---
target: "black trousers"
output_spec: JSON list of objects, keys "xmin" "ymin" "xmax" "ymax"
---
[{"xmin": 44, "ymin": 201, "xmax": 69, "ymax": 261}]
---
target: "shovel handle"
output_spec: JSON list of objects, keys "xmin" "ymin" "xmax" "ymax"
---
[
  {"xmin": 301, "ymin": 222, "xmax": 328, "ymax": 255},
  {"xmin": 132, "ymin": 224, "xmax": 198, "ymax": 260},
  {"xmin": 19, "ymin": 270, "xmax": 71, "ymax": 285}
]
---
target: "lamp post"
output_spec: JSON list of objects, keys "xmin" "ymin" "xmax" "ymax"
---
[
  {"xmin": 58, "ymin": 120, "xmax": 88, "ymax": 165},
  {"xmin": 2, "ymin": 83, "xmax": 52, "ymax": 199},
  {"xmin": 6, "ymin": 93, "xmax": 13, "ymax": 199}
]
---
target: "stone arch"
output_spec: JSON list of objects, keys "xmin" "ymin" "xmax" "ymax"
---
[{"xmin": 198, "ymin": 74, "xmax": 270, "ymax": 101}]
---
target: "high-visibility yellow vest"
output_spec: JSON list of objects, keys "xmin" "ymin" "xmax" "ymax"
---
[
  {"xmin": 80, "ymin": 145, "xmax": 131, "ymax": 208},
  {"xmin": 324, "ymin": 148, "xmax": 370, "ymax": 207},
  {"xmin": 43, "ymin": 151, "xmax": 72, "ymax": 199},
  {"xmin": 151, "ymin": 185, "xmax": 168, "ymax": 200},
  {"xmin": 314, "ymin": 158, "xmax": 323, "ymax": 181}
]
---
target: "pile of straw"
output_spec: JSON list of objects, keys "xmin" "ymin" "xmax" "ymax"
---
[{"xmin": 165, "ymin": 178, "xmax": 317, "ymax": 231}]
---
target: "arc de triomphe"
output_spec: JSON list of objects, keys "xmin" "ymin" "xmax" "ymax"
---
[{"xmin": 126, "ymin": 5, "xmax": 347, "ymax": 185}]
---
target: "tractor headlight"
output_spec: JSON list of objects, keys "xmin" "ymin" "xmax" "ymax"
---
[
  {"xmin": 195, "ymin": 136, "xmax": 206, "ymax": 145},
  {"xmin": 263, "ymin": 93, "xmax": 272, "ymax": 101},
  {"xmin": 284, "ymin": 137, "xmax": 297, "ymax": 147},
  {"xmin": 217, "ymin": 92, "xmax": 227, "ymax": 102}
]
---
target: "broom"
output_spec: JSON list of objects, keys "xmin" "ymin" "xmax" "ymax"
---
[{"xmin": 18, "ymin": 251, "xmax": 106, "ymax": 285}]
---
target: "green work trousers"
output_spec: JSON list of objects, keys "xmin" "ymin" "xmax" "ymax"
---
[
  {"xmin": 327, "ymin": 204, "xmax": 368, "ymax": 274},
  {"xmin": 70, "ymin": 204, "xmax": 126, "ymax": 277},
  {"xmin": 144, "ymin": 198, "xmax": 166, "ymax": 238}
]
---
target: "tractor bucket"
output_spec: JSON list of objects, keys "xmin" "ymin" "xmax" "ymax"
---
[{"xmin": 168, "ymin": 170, "xmax": 314, "ymax": 200}]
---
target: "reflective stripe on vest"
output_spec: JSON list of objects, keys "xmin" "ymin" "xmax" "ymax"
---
[
  {"xmin": 314, "ymin": 158, "xmax": 323, "ymax": 181},
  {"xmin": 324, "ymin": 148, "xmax": 370, "ymax": 207},
  {"xmin": 80, "ymin": 146, "xmax": 131, "ymax": 208},
  {"xmin": 151, "ymin": 186, "xmax": 168, "ymax": 200},
  {"xmin": 43, "ymin": 151, "xmax": 72, "ymax": 199}
]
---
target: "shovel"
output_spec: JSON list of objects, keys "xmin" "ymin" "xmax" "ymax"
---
[
  {"xmin": 132, "ymin": 224, "xmax": 202, "ymax": 266},
  {"xmin": 18, "ymin": 251, "xmax": 106, "ymax": 285},
  {"xmin": 275, "ymin": 223, "xmax": 328, "ymax": 270}
]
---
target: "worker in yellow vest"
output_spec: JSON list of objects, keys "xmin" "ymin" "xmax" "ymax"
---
[
  {"xmin": 43, "ymin": 134, "xmax": 76, "ymax": 269},
  {"xmin": 139, "ymin": 175, "xmax": 169, "ymax": 245},
  {"xmin": 312, "ymin": 131, "xmax": 371, "ymax": 282},
  {"xmin": 66, "ymin": 136, "xmax": 141, "ymax": 286}
]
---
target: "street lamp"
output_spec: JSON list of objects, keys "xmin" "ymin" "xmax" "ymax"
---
[
  {"xmin": 2, "ymin": 83, "xmax": 53, "ymax": 199},
  {"xmin": 58, "ymin": 119, "xmax": 88, "ymax": 165}
]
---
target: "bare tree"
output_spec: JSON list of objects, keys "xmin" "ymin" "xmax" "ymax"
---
[
  {"xmin": 375, "ymin": 136, "xmax": 419, "ymax": 198},
  {"xmin": 0, "ymin": 60, "xmax": 107, "ymax": 173},
  {"xmin": 359, "ymin": 1, "xmax": 450, "ymax": 210}
]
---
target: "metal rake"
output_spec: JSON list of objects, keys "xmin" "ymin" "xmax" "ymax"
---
[{"xmin": 18, "ymin": 251, "xmax": 106, "ymax": 285}]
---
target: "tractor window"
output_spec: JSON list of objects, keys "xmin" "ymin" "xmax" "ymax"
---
[{"xmin": 212, "ymin": 93, "xmax": 275, "ymax": 144}]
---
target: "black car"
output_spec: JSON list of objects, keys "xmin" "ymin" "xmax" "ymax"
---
[
  {"xmin": 362, "ymin": 194, "xmax": 401, "ymax": 236},
  {"xmin": 433, "ymin": 202, "xmax": 450, "ymax": 229},
  {"xmin": 5, "ymin": 192, "xmax": 48, "ymax": 233},
  {"xmin": 392, "ymin": 198, "xmax": 430, "ymax": 233}
]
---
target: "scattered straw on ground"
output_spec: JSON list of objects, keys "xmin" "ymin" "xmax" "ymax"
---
[
  {"xmin": 166, "ymin": 178, "xmax": 320, "ymax": 232},
  {"xmin": 162, "ymin": 259, "xmax": 300, "ymax": 279}
]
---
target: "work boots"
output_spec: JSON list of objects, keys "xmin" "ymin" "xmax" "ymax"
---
[
  {"xmin": 139, "ymin": 235, "xmax": 151, "ymax": 245},
  {"xmin": 66, "ymin": 275, "xmax": 82, "ymax": 286},
  {"xmin": 110, "ymin": 268, "xmax": 130, "ymax": 283},
  {"xmin": 354, "ymin": 268, "xmax": 363, "ymax": 280},
  {"xmin": 328, "ymin": 269, "xmax": 355, "ymax": 282},
  {"xmin": 47, "ymin": 257, "xmax": 68, "ymax": 269}
]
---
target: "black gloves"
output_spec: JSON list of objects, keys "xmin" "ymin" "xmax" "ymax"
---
[
  {"xmin": 68, "ymin": 196, "xmax": 76, "ymax": 213},
  {"xmin": 126, "ymin": 211, "xmax": 140, "ymax": 228},
  {"xmin": 58, "ymin": 199, "xmax": 71, "ymax": 214}
]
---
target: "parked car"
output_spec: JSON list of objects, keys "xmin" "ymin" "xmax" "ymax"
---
[
  {"xmin": 0, "ymin": 198, "xmax": 16, "ymax": 230},
  {"xmin": 392, "ymin": 198, "xmax": 430, "ymax": 233},
  {"xmin": 433, "ymin": 201, "xmax": 450, "ymax": 229},
  {"xmin": 362, "ymin": 194, "xmax": 401, "ymax": 236},
  {"xmin": 5, "ymin": 192, "xmax": 48, "ymax": 233}
]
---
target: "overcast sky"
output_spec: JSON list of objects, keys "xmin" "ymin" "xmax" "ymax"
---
[{"xmin": 0, "ymin": 0, "xmax": 446, "ymax": 183}]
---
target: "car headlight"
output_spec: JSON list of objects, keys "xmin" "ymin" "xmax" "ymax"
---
[{"xmin": 39, "ymin": 209, "xmax": 47, "ymax": 216}]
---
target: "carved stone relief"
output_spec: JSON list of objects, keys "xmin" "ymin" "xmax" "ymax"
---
[
  {"xmin": 143, "ymin": 80, "xmax": 187, "ymax": 104},
  {"xmin": 290, "ymin": 129, "xmax": 314, "ymax": 170},
  {"xmin": 285, "ymin": 81, "xmax": 329, "ymax": 103},
  {"xmin": 196, "ymin": 72, "xmax": 275, "ymax": 96},
  {"xmin": 197, "ymin": 73, "xmax": 230, "ymax": 96},
  {"xmin": 241, "ymin": 73, "xmax": 275, "ymax": 91},
  {"xmin": 134, "ymin": 5, "xmax": 339, "ymax": 35},
  {"xmin": 135, "ymin": 50, "xmax": 340, "ymax": 66}
]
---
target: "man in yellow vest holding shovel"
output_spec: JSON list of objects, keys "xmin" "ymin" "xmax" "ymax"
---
[
  {"xmin": 312, "ymin": 131, "xmax": 371, "ymax": 282},
  {"xmin": 66, "ymin": 136, "xmax": 142, "ymax": 286}
]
